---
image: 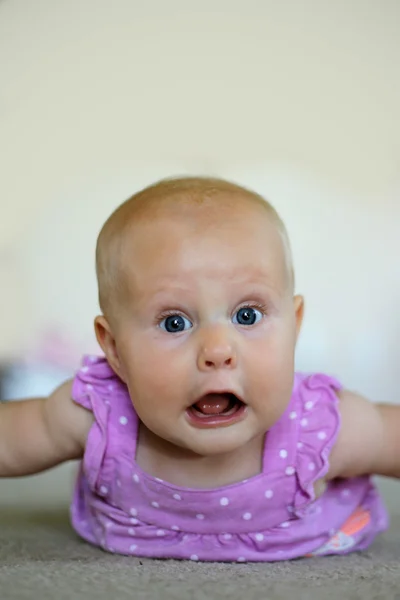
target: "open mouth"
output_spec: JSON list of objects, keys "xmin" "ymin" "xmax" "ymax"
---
[{"xmin": 186, "ymin": 393, "xmax": 247, "ymax": 428}]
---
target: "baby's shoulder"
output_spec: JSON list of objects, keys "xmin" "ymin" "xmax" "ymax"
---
[
  {"xmin": 288, "ymin": 371, "xmax": 343, "ymax": 443},
  {"xmin": 72, "ymin": 355, "xmax": 123, "ymax": 400},
  {"xmin": 283, "ymin": 372, "xmax": 344, "ymax": 510},
  {"xmin": 69, "ymin": 355, "xmax": 137, "ymax": 489},
  {"xmin": 71, "ymin": 355, "xmax": 127, "ymax": 413},
  {"xmin": 294, "ymin": 371, "xmax": 342, "ymax": 393},
  {"xmin": 292, "ymin": 371, "xmax": 342, "ymax": 410}
]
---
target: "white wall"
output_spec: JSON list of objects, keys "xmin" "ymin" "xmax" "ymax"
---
[{"xmin": 0, "ymin": 0, "xmax": 399, "ymax": 402}]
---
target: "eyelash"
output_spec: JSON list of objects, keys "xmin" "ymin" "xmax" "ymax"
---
[
  {"xmin": 155, "ymin": 302, "xmax": 269, "ymax": 326},
  {"xmin": 235, "ymin": 302, "xmax": 268, "ymax": 318}
]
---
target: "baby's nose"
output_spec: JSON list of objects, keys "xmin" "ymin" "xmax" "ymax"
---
[{"xmin": 197, "ymin": 332, "xmax": 237, "ymax": 371}]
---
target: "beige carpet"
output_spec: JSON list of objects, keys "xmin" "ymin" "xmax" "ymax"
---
[{"xmin": 1, "ymin": 465, "xmax": 400, "ymax": 599}]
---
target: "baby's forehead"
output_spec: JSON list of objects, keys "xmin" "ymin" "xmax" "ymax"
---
[
  {"xmin": 121, "ymin": 184, "xmax": 278, "ymax": 233},
  {"xmin": 127, "ymin": 187, "xmax": 285, "ymax": 252},
  {"xmin": 96, "ymin": 179, "xmax": 294, "ymax": 315},
  {"xmin": 123, "ymin": 204, "xmax": 288, "ymax": 287},
  {"xmin": 128, "ymin": 184, "xmax": 268, "ymax": 220},
  {"xmin": 118, "ymin": 192, "xmax": 283, "ymax": 256},
  {"xmin": 102, "ymin": 187, "xmax": 275, "ymax": 259}
]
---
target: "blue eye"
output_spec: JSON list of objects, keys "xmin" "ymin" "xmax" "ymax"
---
[
  {"xmin": 159, "ymin": 314, "xmax": 193, "ymax": 333},
  {"xmin": 233, "ymin": 307, "xmax": 263, "ymax": 326}
]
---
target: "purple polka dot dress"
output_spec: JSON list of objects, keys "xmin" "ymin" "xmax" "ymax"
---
[{"xmin": 70, "ymin": 356, "xmax": 388, "ymax": 561}]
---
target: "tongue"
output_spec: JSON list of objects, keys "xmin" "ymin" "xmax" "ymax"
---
[{"xmin": 194, "ymin": 394, "xmax": 232, "ymax": 415}]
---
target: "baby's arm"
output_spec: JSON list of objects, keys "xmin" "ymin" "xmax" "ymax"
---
[
  {"xmin": 0, "ymin": 380, "xmax": 93, "ymax": 477},
  {"xmin": 328, "ymin": 389, "xmax": 400, "ymax": 480}
]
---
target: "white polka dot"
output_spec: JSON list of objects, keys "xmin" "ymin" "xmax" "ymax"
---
[
  {"xmin": 318, "ymin": 431, "xmax": 327, "ymax": 440},
  {"xmin": 81, "ymin": 366, "xmax": 89, "ymax": 372},
  {"xmin": 308, "ymin": 462, "xmax": 316, "ymax": 471},
  {"xmin": 237, "ymin": 556, "xmax": 246, "ymax": 562},
  {"xmin": 342, "ymin": 489, "xmax": 351, "ymax": 497},
  {"xmin": 155, "ymin": 477, "xmax": 163, "ymax": 482},
  {"xmin": 130, "ymin": 518, "xmax": 139, "ymax": 525},
  {"xmin": 220, "ymin": 497, "xmax": 229, "ymax": 506},
  {"xmin": 279, "ymin": 449, "xmax": 288, "ymax": 459},
  {"xmin": 242, "ymin": 512, "xmax": 252, "ymax": 520},
  {"xmin": 108, "ymin": 384, "xmax": 114, "ymax": 391},
  {"xmin": 173, "ymin": 493, "xmax": 181, "ymax": 501},
  {"xmin": 190, "ymin": 554, "xmax": 199, "ymax": 561},
  {"xmin": 151, "ymin": 501, "xmax": 160, "ymax": 508},
  {"xmin": 305, "ymin": 401, "xmax": 313, "ymax": 410},
  {"xmin": 281, "ymin": 521, "xmax": 290, "ymax": 528},
  {"xmin": 105, "ymin": 521, "xmax": 112, "ymax": 528},
  {"xmin": 100, "ymin": 485, "xmax": 108, "ymax": 495},
  {"xmin": 287, "ymin": 505, "xmax": 294, "ymax": 513},
  {"xmin": 128, "ymin": 528, "xmax": 135, "ymax": 535},
  {"xmin": 116, "ymin": 480, "xmax": 122, "ymax": 488},
  {"xmin": 133, "ymin": 474, "xmax": 140, "ymax": 483},
  {"xmin": 255, "ymin": 533, "xmax": 264, "ymax": 541},
  {"xmin": 157, "ymin": 529, "xmax": 165, "ymax": 536},
  {"xmin": 130, "ymin": 508, "xmax": 138, "ymax": 516},
  {"xmin": 297, "ymin": 442, "xmax": 303, "ymax": 449},
  {"xmin": 108, "ymin": 547, "xmax": 115, "ymax": 553},
  {"xmin": 265, "ymin": 489, "xmax": 274, "ymax": 499},
  {"xmin": 130, "ymin": 544, "xmax": 137, "ymax": 551},
  {"xmin": 119, "ymin": 416, "xmax": 128, "ymax": 425},
  {"xmin": 86, "ymin": 383, "xmax": 93, "ymax": 390},
  {"xmin": 285, "ymin": 466, "xmax": 295, "ymax": 476},
  {"xmin": 171, "ymin": 525, "xmax": 180, "ymax": 531},
  {"xmin": 223, "ymin": 533, "xmax": 232, "ymax": 540},
  {"xmin": 289, "ymin": 411, "xmax": 297, "ymax": 419},
  {"xmin": 196, "ymin": 513, "xmax": 205, "ymax": 520},
  {"xmin": 300, "ymin": 418, "xmax": 308, "ymax": 427},
  {"xmin": 104, "ymin": 400, "xmax": 110, "ymax": 405}
]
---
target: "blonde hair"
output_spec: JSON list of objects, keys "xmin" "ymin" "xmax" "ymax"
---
[{"xmin": 96, "ymin": 176, "xmax": 294, "ymax": 318}]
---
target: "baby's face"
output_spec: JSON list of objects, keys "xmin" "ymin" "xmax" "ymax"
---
[{"xmin": 103, "ymin": 199, "xmax": 303, "ymax": 457}]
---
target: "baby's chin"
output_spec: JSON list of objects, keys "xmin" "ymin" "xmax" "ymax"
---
[{"xmin": 172, "ymin": 420, "xmax": 263, "ymax": 458}]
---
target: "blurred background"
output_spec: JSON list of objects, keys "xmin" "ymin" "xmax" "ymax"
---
[{"xmin": 0, "ymin": 0, "xmax": 399, "ymax": 410}]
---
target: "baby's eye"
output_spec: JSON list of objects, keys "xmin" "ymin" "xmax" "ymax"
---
[
  {"xmin": 232, "ymin": 306, "xmax": 263, "ymax": 326},
  {"xmin": 159, "ymin": 314, "xmax": 193, "ymax": 333}
]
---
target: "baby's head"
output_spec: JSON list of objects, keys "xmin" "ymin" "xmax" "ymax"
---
[{"xmin": 94, "ymin": 177, "xmax": 304, "ymax": 457}]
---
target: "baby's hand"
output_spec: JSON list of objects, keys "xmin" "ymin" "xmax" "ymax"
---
[
  {"xmin": 313, "ymin": 478, "xmax": 327, "ymax": 499},
  {"xmin": 0, "ymin": 381, "xmax": 93, "ymax": 477}
]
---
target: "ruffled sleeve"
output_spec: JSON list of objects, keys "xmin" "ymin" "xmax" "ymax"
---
[
  {"xmin": 71, "ymin": 355, "xmax": 119, "ymax": 491},
  {"xmin": 293, "ymin": 373, "xmax": 343, "ymax": 516}
]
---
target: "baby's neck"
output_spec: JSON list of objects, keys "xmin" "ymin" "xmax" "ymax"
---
[{"xmin": 136, "ymin": 425, "xmax": 265, "ymax": 489}]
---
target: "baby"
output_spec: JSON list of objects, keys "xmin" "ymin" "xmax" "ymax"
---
[{"xmin": 0, "ymin": 176, "xmax": 398, "ymax": 562}]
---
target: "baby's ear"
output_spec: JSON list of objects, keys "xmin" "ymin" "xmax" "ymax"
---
[
  {"xmin": 293, "ymin": 295, "xmax": 304, "ymax": 341},
  {"xmin": 94, "ymin": 316, "xmax": 125, "ymax": 380}
]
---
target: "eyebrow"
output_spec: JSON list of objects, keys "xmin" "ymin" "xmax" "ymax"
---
[
  {"xmin": 225, "ymin": 268, "xmax": 276, "ymax": 284},
  {"xmin": 144, "ymin": 275, "xmax": 284, "ymax": 307}
]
